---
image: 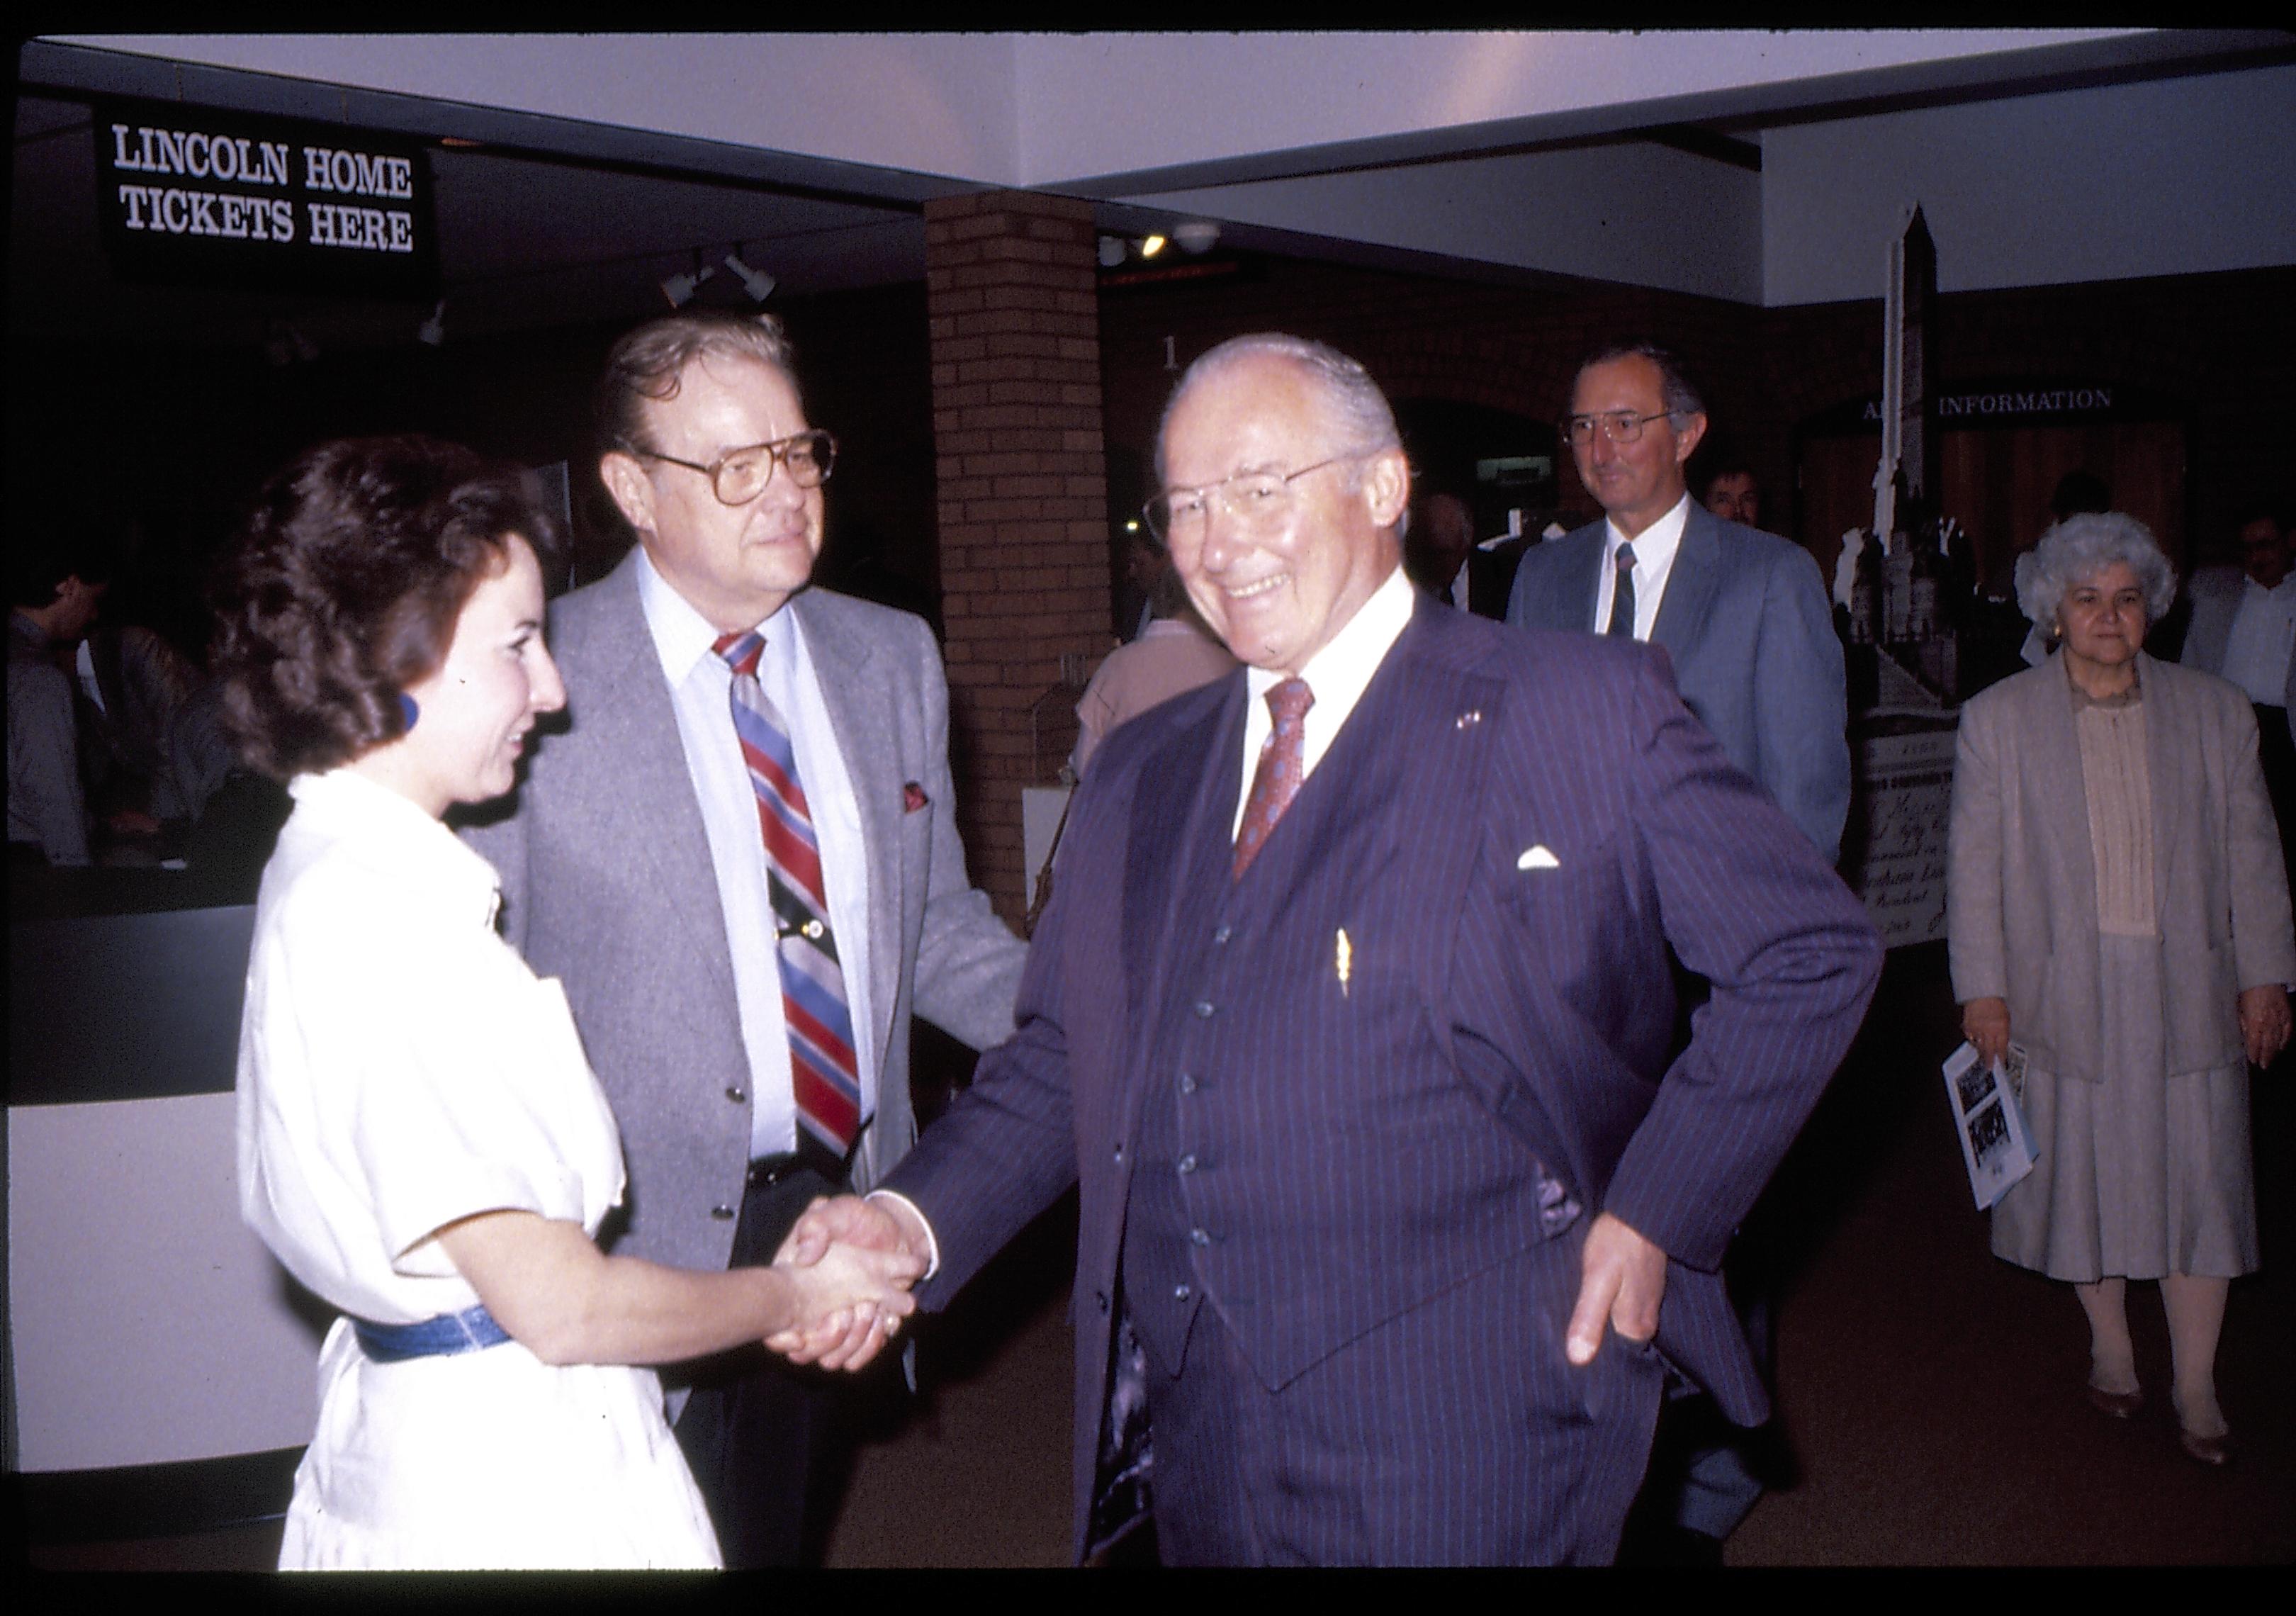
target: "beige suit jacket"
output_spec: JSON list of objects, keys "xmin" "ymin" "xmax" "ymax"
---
[{"xmin": 1947, "ymin": 651, "xmax": 2296, "ymax": 1081}]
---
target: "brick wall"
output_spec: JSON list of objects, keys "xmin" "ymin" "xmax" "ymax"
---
[{"xmin": 925, "ymin": 191, "xmax": 1111, "ymax": 926}]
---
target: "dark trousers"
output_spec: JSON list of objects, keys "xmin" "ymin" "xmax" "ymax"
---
[{"xmin": 668, "ymin": 1162, "xmax": 848, "ymax": 1569}]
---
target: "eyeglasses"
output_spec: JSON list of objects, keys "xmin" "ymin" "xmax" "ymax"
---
[
  {"xmin": 1142, "ymin": 456, "xmax": 1358, "ymax": 543},
  {"xmin": 631, "ymin": 429, "xmax": 838, "ymax": 505},
  {"xmin": 1561, "ymin": 410, "xmax": 1677, "ymax": 447}
]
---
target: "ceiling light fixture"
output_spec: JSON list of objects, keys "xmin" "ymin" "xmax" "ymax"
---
[
  {"xmin": 1139, "ymin": 234, "xmax": 1168, "ymax": 259},
  {"xmin": 1171, "ymin": 221, "xmax": 1221, "ymax": 254},
  {"xmin": 1096, "ymin": 235, "xmax": 1127, "ymax": 269},
  {"xmin": 723, "ymin": 252, "xmax": 776, "ymax": 303}
]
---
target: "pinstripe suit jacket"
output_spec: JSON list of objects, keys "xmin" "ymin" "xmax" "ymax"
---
[{"xmin": 885, "ymin": 594, "xmax": 1881, "ymax": 1559}]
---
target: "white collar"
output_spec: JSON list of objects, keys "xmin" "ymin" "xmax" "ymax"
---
[{"xmin": 1604, "ymin": 492, "xmax": 1693, "ymax": 572}]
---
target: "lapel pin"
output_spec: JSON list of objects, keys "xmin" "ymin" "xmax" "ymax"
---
[
  {"xmin": 1455, "ymin": 709, "xmax": 1483, "ymax": 730},
  {"xmin": 1335, "ymin": 928, "xmax": 1352, "ymax": 998}
]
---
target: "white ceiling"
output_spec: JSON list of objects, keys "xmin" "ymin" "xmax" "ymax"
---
[{"xmin": 14, "ymin": 30, "xmax": 2293, "ymax": 354}]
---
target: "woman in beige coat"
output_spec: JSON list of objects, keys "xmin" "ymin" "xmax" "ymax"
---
[{"xmin": 1948, "ymin": 511, "xmax": 2295, "ymax": 1468}]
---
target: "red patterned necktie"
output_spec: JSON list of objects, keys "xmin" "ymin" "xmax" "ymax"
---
[
  {"xmin": 714, "ymin": 632, "xmax": 862, "ymax": 1162},
  {"xmin": 1234, "ymin": 677, "xmax": 1315, "ymax": 877}
]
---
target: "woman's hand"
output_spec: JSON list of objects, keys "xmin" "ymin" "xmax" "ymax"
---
[
  {"xmin": 2238, "ymin": 984, "xmax": 2291, "ymax": 1068},
  {"xmin": 1962, "ymin": 997, "xmax": 2012, "ymax": 1067},
  {"xmin": 768, "ymin": 1239, "xmax": 919, "ymax": 1371}
]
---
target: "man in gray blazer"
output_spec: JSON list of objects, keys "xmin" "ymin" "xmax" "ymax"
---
[
  {"xmin": 1507, "ymin": 343, "xmax": 1850, "ymax": 864},
  {"xmin": 464, "ymin": 310, "xmax": 1026, "ymax": 1566},
  {"xmin": 1506, "ymin": 341, "xmax": 1851, "ymax": 1561}
]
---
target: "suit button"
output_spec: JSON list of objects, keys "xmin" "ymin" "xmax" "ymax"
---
[
  {"xmin": 1212, "ymin": 924, "xmax": 1233, "ymax": 945},
  {"xmin": 1096, "ymin": 1291, "xmax": 1110, "ymax": 1315},
  {"xmin": 1177, "ymin": 1154, "xmax": 1197, "ymax": 1174},
  {"xmin": 1193, "ymin": 1000, "xmax": 1215, "ymax": 1019},
  {"xmin": 725, "ymin": 1086, "xmax": 745, "ymax": 1104},
  {"xmin": 711, "ymin": 1205, "xmax": 736, "ymax": 1221},
  {"xmin": 1178, "ymin": 1073, "xmax": 1197, "ymax": 1094},
  {"xmin": 1190, "ymin": 1228, "xmax": 1212, "ymax": 1247},
  {"xmin": 1113, "ymin": 1143, "xmax": 1124, "ymax": 1164},
  {"xmin": 1173, "ymin": 1284, "xmax": 1192, "ymax": 1301}
]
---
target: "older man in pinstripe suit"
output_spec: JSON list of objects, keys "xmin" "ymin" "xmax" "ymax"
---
[{"xmin": 788, "ymin": 335, "xmax": 1881, "ymax": 1564}]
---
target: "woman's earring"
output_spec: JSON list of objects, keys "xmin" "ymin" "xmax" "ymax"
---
[{"xmin": 398, "ymin": 692, "xmax": 420, "ymax": 731}]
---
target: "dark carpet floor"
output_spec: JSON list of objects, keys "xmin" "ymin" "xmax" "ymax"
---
[{"xmin": 24, "ymin": 943, "xmax": 2294, "ymax": 1569}]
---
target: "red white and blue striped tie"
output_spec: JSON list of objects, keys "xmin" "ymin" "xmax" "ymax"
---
[{"xmin": 715, "ymin": 631, "xmax": 862, "ymax": 1162}]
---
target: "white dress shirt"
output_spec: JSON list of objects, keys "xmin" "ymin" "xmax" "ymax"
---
[
  {"xmin": 1592, "ymin": 493, "xmax": 1693, "ymax": 641},
  {"xmin": 636, "ymin": 553, "xmax": 877, "ymax": 1160},
  {"xmin": 1233, "ymin": 562, "xmax": 1417, "ymax": 838},
  {"xmin": 2219, "ymin": 573, "xmax": 2296, "ymax": 709}
]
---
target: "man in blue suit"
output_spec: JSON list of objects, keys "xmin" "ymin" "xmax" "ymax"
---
[
  {"xmin": 1509, "ymin": 343, "xmax": 1853, "ymax": 1559},
  {"xmin": 1508, "ymin": 343, "xmax": 1850, "ymax": 863},
  {"xmin": 787, "ymin": 335, "xmax": 1880, "ymax": 1564}
]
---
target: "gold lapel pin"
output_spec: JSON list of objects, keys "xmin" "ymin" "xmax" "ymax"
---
[
  {"xmin": 1336, "ymin": 928, "xmax": 1352, "ymax": 997},
  {"xmin": 1454, "ymin": 709, "xmax": 1482, "ymax": 730}
]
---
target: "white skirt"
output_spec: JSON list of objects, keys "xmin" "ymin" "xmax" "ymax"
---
[{"xmin": 280, "ymin": 1317, "xmax": 721, "ymax": 1570}]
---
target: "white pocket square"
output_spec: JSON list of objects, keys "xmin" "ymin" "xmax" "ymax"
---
[{"xmin": 1516, "ymin": 845, "xmax": 1560, "ymax": 871}]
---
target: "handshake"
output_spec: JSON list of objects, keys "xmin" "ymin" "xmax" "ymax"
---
[{"xmin": 764, "ymin": 1194, "xmax": 934, "ymax": 1371}]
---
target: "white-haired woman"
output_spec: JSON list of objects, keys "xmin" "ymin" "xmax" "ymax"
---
[{"xmin": 1947, "ymin": 510, "xmax": 2294, "ymax": 1466}]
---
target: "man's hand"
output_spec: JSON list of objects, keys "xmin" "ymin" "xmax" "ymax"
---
[
  {"xmin": 2239, "ymin": 983, "xmax": 2291, "ymax": 1068},
  {"xmin": 766, "ymin": 1195, "xmax": 930, "ymax": 1371},
  {"xmin": 1565, "ymin": 1211, "xmax": 1667, "ymax": 1367},
  {"xmin": 1961, "ymin": 997, "xmax": 2011, "ymax": 1068}
]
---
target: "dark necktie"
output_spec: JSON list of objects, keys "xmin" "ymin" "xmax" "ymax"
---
[
  {"xmin": 714, "ymin": 632, "xmax": 862, "ymax": 1163},
  {"xmin": 1234, "ymin": 678, "xmax": 1315, "ymax": 877},
  {"xmin": 1607, "ymin": 542, "xmax": 1638, "ymax": 638}
]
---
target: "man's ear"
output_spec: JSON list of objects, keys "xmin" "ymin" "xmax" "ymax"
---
[
  {"xmin": 1672, "ymin": 412, "xmax": 1709, "ymax": 467},
  {"xmin": 1362, "ymin": 447, "xmax": 1412, "ymax": 530},
  {"xmin": 599, "ymin": 452, "xmax": 654, "ymax": 537}
]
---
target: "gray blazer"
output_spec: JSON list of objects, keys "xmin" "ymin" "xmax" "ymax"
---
[
  {"xmin": 463, "ymin": 551, "xmax": 1025, "ymax": 1276},
  {"xmin": 1507, "ymin": 504, "xmax": 1851, "ymax": 863},
  {"xmin": 1946, "ymin": 651, "xmax": 2296, "ymax": 1082}
]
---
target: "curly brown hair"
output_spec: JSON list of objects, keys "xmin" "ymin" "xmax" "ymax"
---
[{"xmin": 212, "ymin": 435, "xmax": 559, "ymax": 780}]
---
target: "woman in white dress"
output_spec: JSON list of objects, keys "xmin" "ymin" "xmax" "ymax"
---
[{"xmin": 217, "ymin": 436, "xmax": 916, "ymax": 1569}]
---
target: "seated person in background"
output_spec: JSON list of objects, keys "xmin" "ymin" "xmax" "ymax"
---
[
  {"xmin": 1070, "ymin": 556, "xmax": 1237, "ymax": 777},
  {"xmin": 7, "ymin": 538, "xmax": 107, "ymax": 865},
  {"xmin": 72, "ymin": 608, "xmax": 204, "ymax": 844},
  {"xmin": 218, "ymin": 434, "xmax": 916, "ymax": 1570}
]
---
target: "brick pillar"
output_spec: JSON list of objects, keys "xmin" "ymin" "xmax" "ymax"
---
[{"xmin": 925, "ymin": 191, "xmax": 1110, "ymax": 929}]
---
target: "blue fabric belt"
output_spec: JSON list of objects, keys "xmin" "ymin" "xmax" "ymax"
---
[{"xmin": 352, "ymin": 1303, "xmax": 513, "ymax": 1363}]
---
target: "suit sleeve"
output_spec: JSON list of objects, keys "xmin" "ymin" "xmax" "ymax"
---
[
  {"xmin": 885, "ymin": 790, "xmax": 1092, "ymax": 1307},
  {"xmin": 1752, "ymin": 544, "xmax": 1852, "ymax": 865},
  {"xmin": 1602, "ymin": 655, "xmax": 1881, "ymax": 1273},
  {"xmin": 904, "ymin": 617, "xmax": 1029, "ymax": 1052},
  {"xmin": 1945, "ymin": 699, "xmax": 2010, "ymax": 1007}
]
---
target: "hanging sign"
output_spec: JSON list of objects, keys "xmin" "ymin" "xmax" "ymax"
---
[{"xmin": 94, "ymin": 99, "xmax": 439, "ymax": 298}]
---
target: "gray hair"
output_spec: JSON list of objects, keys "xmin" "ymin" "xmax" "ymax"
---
[
  {"xmin": 2013, "ymin": 510, "xmax": 2178, "ymax": 630},
  {"xmin": 1155, "ymin": 333, "xmax": 1402, "ymax": 486},
  {"xmin": 1577, "ymin": 340, "xmax": 1705, "ymax": 423}
]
